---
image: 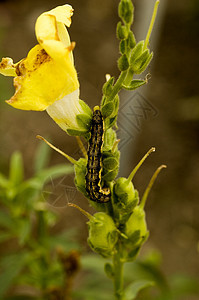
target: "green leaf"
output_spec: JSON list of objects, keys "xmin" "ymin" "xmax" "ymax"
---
[
  {"xmin": 18, "ymin": 219, "xmax": 32, "ymax": 245},
  {"xmin": 116, "ymin": 21, "xmax": 128, "ymax": 40},
  {"xmin": 118, "ymin": 54, "xmax": 129, "ymax": 71},
  {"xmin": 104, "ymin": 263, "xmax": 114, "ymax": 279},
  {"xmin": 102, "ymin": 77, "xmax": 114, "ymax": 96},
  {"xmin": 9, "ymin": 151, "xmax": 24, "ymax": 186},
  {"xmin": 125, "ymin": 279, "xmax": 154, "ymax": 300},
  {"xmin": 103, "ymin": 157, "xmax": 118, "ymax": 171},
  {"xmin": 21, "ymin": 164, "xmax": 73, "ymax": 194},
  {"xmin": 137, "ymin": 52, "xmax": 153, "ymax": 74},
  {"xmin": 79, "ymin": 99, "xmax": 92, "ymax": 117},
  {"xmin": 118, "ymin": 0, "xmax": 134, "ymax": 24},
  {"xmin": 76, "ymin": 113, "xmax": 92, "ymax": 130},
  {"xmin": 66, "ymin": 128, "xmax": 88, "ymax": 137},
  {"xmin": 0, "ymin": 252, "xmax": 29, "ymax": 297},
  {"xmin": 130, "ymin": 40, "xmax": 144, "ymax": 60},
  {"xmin": 0, "ymin": 210, "xmax": 14, "ymax": 229},
  {"xmin": 35, "ymin": 164, "xmax": 74, "ymax": 184},
  {"xmin": 0, "ymin": 172, "xmax": 9, "ymax": 188},
  {"xmin": 101, "ymin": 102, "xmax": 114, "ymax": 118},
  {"xmin": 34, "ymin": 139, "xmax": 51, "ymax": 173},
  {"xmin": 120, "ymin": 40, "xmax": 127, "ymax": 54},
  {"xmin": 127, "ymin": 31, "xmax": 136, "ymax": 49},
  {"xmin": 122, "ymin": 79, "xmax": 146, "ymax": 90}
]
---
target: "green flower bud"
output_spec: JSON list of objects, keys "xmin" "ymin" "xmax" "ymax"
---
[
  {"xmin": 102, "ymin": 77, "xmax": 114, "ymax": 96},
  {"xmin": 119, "ymin": 40, "xmax": 126, "ymax": 54},
  {"xmin": 125, "ymin": 206, "xmax": 148, "ymax": 249},
  {"xmin": 129, "ymin": 40, "xmax": 153, "ymax": 74},
  {"xmin": 102, "ymin": 150, "xmax": 120, "ymax": 182},
  {"xmin": 118, "ymin": 0, "xmax": 134, "ymax": 24},
  {"xmin": 116, "ymin": 22, "xmax": 128, "ymax": 40},
  {"xmin": 113, "ymin": 177, "xmax": 139, "ymax": 219},
  {"xmin": 74, "ymin": 158, "xmax": 87, "ymax": 196},
  {"xmin": 101, "ymin": 102, "xmax": 115, "ymax": 119},
  {"xmin": 130, "ymin": 41, "xmax": 144, "ymax": 64},
  {"xmin": 103, "ymin": 128, "xmax": 117, "ymax": 152},
  {"xmin": 118, "ymin": 54, "xmax": 129, "ymax": 71},
  {"xmin": 131, "ymin": 50, "xmax": 153, "ymax": 74},
  {"xmin": 127, "ymin": 31, "xmax": 136, "ymax": 49},
  {"xmin": 87, "ymin": 212, "xmax": 118, "ymax": 257}
]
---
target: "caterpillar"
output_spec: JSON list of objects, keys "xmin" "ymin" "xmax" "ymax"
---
[{"xmin": 85, "ymin": 106, "xmax": 111, "ymax": 203}]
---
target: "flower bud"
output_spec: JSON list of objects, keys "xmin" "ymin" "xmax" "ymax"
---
[
  {"xmin": 125, "ymin": 206, "xmax": 148, "ymax": 249},
  {"xmin": 118, "ymin": 54, "xmax": 129, "ymax": 71},
  {"xmin": 113, "ymin": 177, "xmax": 138, "ymax": 217},
  {"xmin": 131, "ymin": 50, "xmax": 153, "ymax": 74},
  {"xmin": 127, "ymin": 31, "xmax": 136, "ymax": 49},
  {"xmin": 116, "ymin": 22, "xmax": 128, "ymax": 40},
  {"xmin": 103, "ymin": 128, "xmax": 117, "ymax": 152},
  {"xmin": 118, "ymin": 0, "xmax": 134, "ymax": 24},
  {"xmin": 74, "ymin": 158, "xmax": 87, "ymax": 196},
  {"xmin": 130, "ymin": 41, "xmax": 153, "ymax": 74},
  {"xmin": 102, "ymin": 77, "xmax": 114, "ymax": 96},
  {"xmin": 102, "ymin": 150, "xmax": 120, "ymax": 182},
  {"xmin": 87, "ymin": 212, "xmax": 118, "ymax": 257},
  {"xmin": 119, "ymin": 40, "xmax": 126, "ymax": 54}
]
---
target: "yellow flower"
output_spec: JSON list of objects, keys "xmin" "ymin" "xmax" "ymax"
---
[{"xmin": 0, "ymin": 4, "xmax": 91, "ymax": 134}]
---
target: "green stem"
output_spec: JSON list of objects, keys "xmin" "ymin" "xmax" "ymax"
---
[
  {"xmin": 123, "ymin": 69, "xmax": 134, "ymax": 86},
  {"xmin": 113, "ymin": 249, "xmax": 124, "ymax": 300},
  {"xmin": 108, "ymin": 71, "xmax": 128, "ymax": 102},
  {"xmin": 143, "ymin": 0, "xmax": 160, "ymax": 50}
]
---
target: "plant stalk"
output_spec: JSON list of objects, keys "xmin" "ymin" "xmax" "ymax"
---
[
  {"xmin": 109, "ymin": 71, "xmax": 128, "ymax": 102},
  {"xmin": 113, "ymin": 248, "xmax": 124, "ymax": 300}
]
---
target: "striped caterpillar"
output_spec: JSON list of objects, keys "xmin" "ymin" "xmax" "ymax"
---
[{"xmin": 85, "ymin": 106, "xmax": 111, "ymax": 203}]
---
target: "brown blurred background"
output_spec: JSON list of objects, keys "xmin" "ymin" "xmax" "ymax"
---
[{"xmin": 0, "ymin": 0, "xmax": 199, "ymax": 288}]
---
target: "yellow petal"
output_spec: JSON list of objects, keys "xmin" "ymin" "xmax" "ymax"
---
[
  {"xmin": 35, "ymin": 5, "xmax": 73, "ymax": 63},
  {"xmin": 6, "ymin": 44, "xmax": 79, "ymax": 111},
  {"xmin": 0, "ymin": 57, "xmax": 17, "ymax": 76},
  {"xmin": 43, "ymin": 4, "xmax": 73, "ymax": 27}
]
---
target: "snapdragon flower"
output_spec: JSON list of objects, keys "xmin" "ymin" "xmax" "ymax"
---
[{"xmin": 0, "ymin": 4, "xmax": 91, "ymax": 134}]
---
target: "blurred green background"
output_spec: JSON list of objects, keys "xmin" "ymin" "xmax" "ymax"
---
[{"xmin": 0, "ymin": 0, "xmax": 199, "ymax": 299}]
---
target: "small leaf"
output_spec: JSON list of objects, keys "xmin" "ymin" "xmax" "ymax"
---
[
  {"xmin": 0, "ymin": 210, "xmax": 14, "ymax": 229},
  {"xmin": 102, "ymin": 76, "xmax": 115, "ymax": 97},
  {"xmin": 120, "ymin": 40, "xmax": 127, "ymax": 54},
  {"xmin": 79, "ymin": 99, "xmax": 93, "ymax": 117},
  {"xmin": 36, "ymin": 164, "xmax": 74, "ymax": 184},
  {"xmin": 116, "ymin": 21, "xmax": 128, "ymax": 40},
  {"xmin": 67, "ymin": 128, "xmax": 88, "ymax": 137},
  {"xmin": 104, "ymin": 263, "xmax": 114, "ymax": 279},
  {"xmin": 130, "ymin": 41, "xmax": 144, "ymax": 64},
  {"xmin": 123, "ymin": 79, "xmax": 146, "ymax": 90},
  {"xmin": 76, "ymin": 113, "xmax": 92, "ymax": 130},
  {"xmin": 9, "ymin": 151, "xmax": 24, "ymax": 186},
  {"xmin": 18, "ymin": 219, "xmax": 32, "ymax": 245},
  {"xmin": 118, "ymin": 54, "xmax": 129, "ymax": 71},
  {"xmin": 125, "ymin": 279, "xmax": 154, "ymax": 300},
  {"xmin": 0, "ymin": 252, "xmax": 29, "ymax": 297},
  {"xmin": 101, "ymin": 102, "xmax": 114, "ymax": 118},
  {"xmin": 0, "ymin": 173, "xmax": 9, "ymax": 188},
  {"xmin": 103, "ymin": 157, "xmax": 118, "ymax": 171}
]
